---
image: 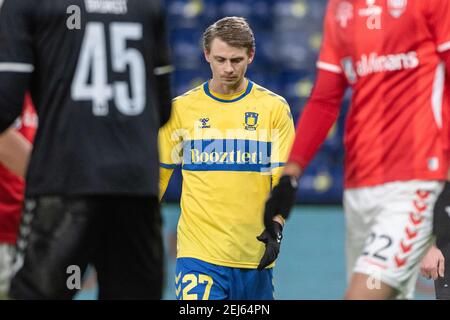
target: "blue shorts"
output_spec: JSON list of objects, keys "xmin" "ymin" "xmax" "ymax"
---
[{"xmin": 175, "ymin": 258, "xmax": 274, "ymax": 300}]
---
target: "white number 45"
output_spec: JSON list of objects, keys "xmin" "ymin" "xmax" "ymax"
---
[{"xmin": 71, "ymin": 22, "xmax": 146, "ymax": 116}]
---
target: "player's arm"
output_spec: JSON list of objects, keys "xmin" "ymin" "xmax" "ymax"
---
[
  {"xmin": 158, "ymin": 101, "xmax": 183, "ymax": 201},
  {"xmin": 268, "ymin": 100, "xmax": 296, "ymax": 226},
  {"xmin": 262, "ymin": 69, "xmax": 347, "ymax": 234},
  {"xmin": 270, "ymin": 101, "xmax": 296, "ymax": 187},
  {"xmin": 152, "ymin": 0, "xmax": 173, "ymax": 127},
  {"xmin": 286, "ymin": 69, "xmax": 347, "ymax": 177},
  {"xmin": 0, "ymin": 125, "xmax": 32, "ymax": 177},
  {"xmin": 0, "ymin": 0, "xmax": 35, "ymax": 133},
  {"xmin": 256, "ymin": 100, "xmax": 295, "ymax": 270},
  {"xmin": 263, "ymin": 1, "xmax": 347, "ymax": 230}
]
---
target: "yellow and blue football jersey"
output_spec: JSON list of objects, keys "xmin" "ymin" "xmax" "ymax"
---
[{"xmin": 159, "ymin": 79, "xmax": 295, "ymax": 269}]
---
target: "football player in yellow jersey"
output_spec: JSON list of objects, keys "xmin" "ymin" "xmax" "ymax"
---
[{"xmin": 159, "ymin": 17, "xmax": 295, "ymax": 300}]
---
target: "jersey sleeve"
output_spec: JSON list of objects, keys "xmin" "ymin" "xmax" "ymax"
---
[
  {"xmin": 152, "ymin": 0, "xmax": 173, "ymax": 127},
  {"xmin": 316, "ymin": 1, "xmax": 343, "ymax": 74},
  {"xmin": 0, "ymin": 0, "xmax": 35, "ymax": 132},
  {"xmin": 425, "ymin": 0, "xmax": 450, "ymax": 53},
  {"xmin": 270, "ymin": 100, "xmax": 295, "ymax": 188},
  {"xmin": 158, "ymin": 100, "xmax": 183, "ymax": 199}
]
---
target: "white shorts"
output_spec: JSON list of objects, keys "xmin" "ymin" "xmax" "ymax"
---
[
  {"xmin": 0, "ymin": 244, "xmax": 15, "ymax": 297},
  {"xmin": 344, "ymin": 180, "xmax": 443, "ymax": 299}
]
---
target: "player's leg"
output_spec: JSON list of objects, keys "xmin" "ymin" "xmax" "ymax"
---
[
  {"xmin": 434, "ymin": 242, "xmax": 450, "ymax": 300},
  {"xmin": 345, "ymin": 180, "xmax": 443, "ymax": 299},
  {"xmin": 9, "ymin": 197, "xmax": 93, "ymax": 299},
  {"xmin": 345, "ymin": 273, "xmax": 397, "ymax": 299},
  {"xmin": 175, "ymin": 258, "xmax": 228, "ymax": 300},
  {"xmin": 231, "ymin": 268, "xmax": 274, "ymax": 300},
  {"xmin": 0, "ymin": 244, "xmax": 15, "ymax": 299},
  {"xmin": 344, "ymin": 186, "xmax": 395, "ymax": 299},
  {"xmin": 95, "ymin": 196, "xmax": 163, "ymax": 300},
  {"xmin": 343, "ymin": 187, "xmax": 376, "ymax": 282}
]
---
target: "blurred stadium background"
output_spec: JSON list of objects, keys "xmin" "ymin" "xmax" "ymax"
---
[{"xmin": 74, "ymin": 0, "xmax": 435, "ymax": 299}]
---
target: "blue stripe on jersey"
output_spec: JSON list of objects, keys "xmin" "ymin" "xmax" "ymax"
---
[
  {"xmin": 183, "ymin": 163, "xmax": 268, "ymax": 172},
  {"xmin": 182, "ymin": 162, "xmax": 286, "ymax": 172},
  {"xmin": 267, "ymin": 162, "xmax": 285, "ymax": 169},
  {"xmin": 203, "ymin": 81, "xmax": 253, "ymax": 103},
  {"xmin": 160, "ymin": 163, "xmax": 180, "ymax": 169}
]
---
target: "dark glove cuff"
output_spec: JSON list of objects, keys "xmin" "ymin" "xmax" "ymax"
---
[
  {"xmin": 279, "ymin": 175, "xmax": 298, "ymax": 190},
  {"xmin": 273, "ymin": 221, "xmax": 283, "ymax": 233}
]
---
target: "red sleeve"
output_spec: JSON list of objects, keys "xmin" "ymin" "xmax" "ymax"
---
[
  {"xmin": 316, "ymin": 0, "xmax": 343, "ymax": 74},
  {"xmin": 424, "ymin": 0, "xmax": 450, "ymax": 53},
  {"xmin": 288, "ymin": 69, "xmax": 347, "ymax": 169}
]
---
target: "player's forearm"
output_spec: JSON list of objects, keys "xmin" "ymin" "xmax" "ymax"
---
[
  {"xmin": 287, "ymin": 70, "xmax": 346, "ymax": 174},
  {"xmin": 0, "ymin": 126, "xmax": 32, "ymax": 177}
]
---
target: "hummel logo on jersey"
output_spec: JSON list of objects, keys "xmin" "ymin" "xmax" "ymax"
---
[
  {"xmin": 336, "ymin": 1, "xmax": 354, "ymax": 28},
  {"xmin": 199, "ymin": 118, "xmax": 210, "ymax": 128}
]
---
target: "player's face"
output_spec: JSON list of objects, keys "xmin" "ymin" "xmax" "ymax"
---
[{"xmin": 204, "ymin": 38, "xmax": 254, "ymax": 91}]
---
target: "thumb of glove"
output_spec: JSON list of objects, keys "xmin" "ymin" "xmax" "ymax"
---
[{"xmin": 257, "ymin": 231, "xmax": 268, "ymax": 244}]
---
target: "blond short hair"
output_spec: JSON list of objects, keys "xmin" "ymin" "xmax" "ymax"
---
[{"xmin": 203, "ymin": 17, "xmax": 255, "ymax": 54}]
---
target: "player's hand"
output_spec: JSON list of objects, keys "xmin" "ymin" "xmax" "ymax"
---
[
  {"xmin": 264, "ymin": 175, "xmax": 298, "ymax": 237},
  {"xmin": 420, "ymin": 245, "xmax": 445, "ymax": 280},
  {"xmin": 257, "ymin": 221, "xmax": 283, "ymax": 271},
  {"xmin": 433, "ymin": 182, "xmax": 450, "ymax": 248}
]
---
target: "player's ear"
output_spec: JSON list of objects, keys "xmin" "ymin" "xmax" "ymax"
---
[
  {"xmin": 204, "ymin": 49, "xmax": 211, "ymax": 63},
  {"xmin": 247, "ymin": 49, "xmax": 255, "ymax": 64}
]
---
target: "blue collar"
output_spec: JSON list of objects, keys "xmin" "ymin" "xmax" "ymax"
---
[{"xmin": 203, "ymin": 80, "xmax": 253, "ymax": 103}]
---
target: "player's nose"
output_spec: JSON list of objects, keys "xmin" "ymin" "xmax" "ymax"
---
[{"xmin": 223, "ymin": 61, "xmax": 233, "ymax": 73}]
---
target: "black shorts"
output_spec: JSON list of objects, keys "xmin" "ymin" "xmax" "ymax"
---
[
  {"xmin": 9, "ymin": 195, "xmax": 163, "ymax": 300},
  {"xmin": 434, "ymin": 243, "xmax": 450, "ymax": 300}
]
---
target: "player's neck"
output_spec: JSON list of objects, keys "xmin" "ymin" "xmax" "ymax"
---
[{"xmin": 209, "ymin": 78, "xmax": 247, "ymax": 95}]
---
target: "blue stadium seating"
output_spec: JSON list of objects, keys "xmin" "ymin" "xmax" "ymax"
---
[
  {"xmin": 173, "ymin": 69, "xmax": 210, "ymax": 96},
  {"xmin": 170, "ymin": 28, "xmax": 204, "ymax": 69}
]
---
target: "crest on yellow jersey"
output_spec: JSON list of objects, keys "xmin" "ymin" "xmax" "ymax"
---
[{"xmin": 244, "ymin": 112, "xmax": 259, "ymax": 131}]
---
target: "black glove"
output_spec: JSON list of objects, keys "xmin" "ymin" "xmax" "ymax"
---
[
  {"xmin": 264, "ymin": 175, "xmax": 298, "ymax": 237},
  {"xmin": 257, "ymin": 221, "xmax": 283, "ymax": 271},
  {"xmin": 433, "ymin": 182, "xmax": 450, "ymax": 249}
]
